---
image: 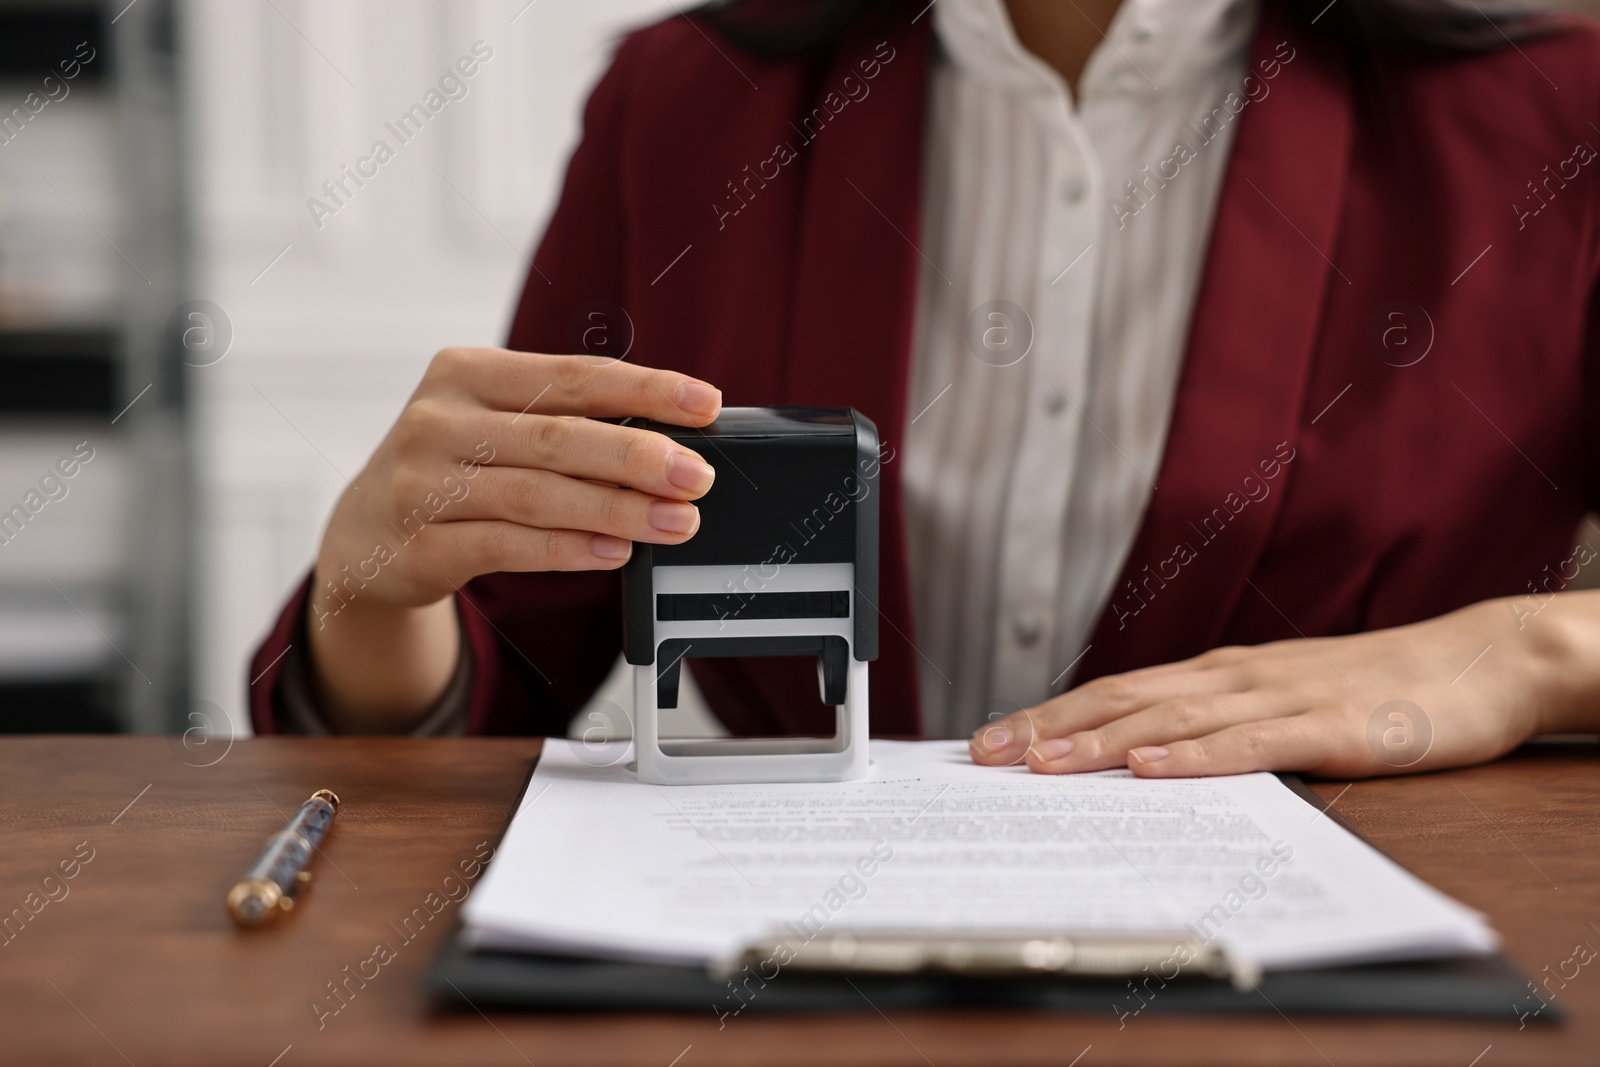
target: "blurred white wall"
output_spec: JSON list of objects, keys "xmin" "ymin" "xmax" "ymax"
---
[{"xmin": 185, "ymin": 0, "xmax": 720, "ymax": 738}]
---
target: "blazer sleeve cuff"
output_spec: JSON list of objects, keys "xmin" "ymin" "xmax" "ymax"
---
[{"xmin": 248, "ymin": 571, "xmax": 475, "ymax": 736}]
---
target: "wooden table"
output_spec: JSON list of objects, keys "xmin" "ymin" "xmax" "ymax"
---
[{"xmin": 2, "ymin": 736, "xmax": 1596, "ymax": 1066}]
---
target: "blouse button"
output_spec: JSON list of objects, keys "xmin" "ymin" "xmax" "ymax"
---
[{"xmin": 1012, "ymin": 610, "xmax": 1044, "ymax": 647}]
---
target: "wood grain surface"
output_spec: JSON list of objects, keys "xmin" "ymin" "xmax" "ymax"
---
[{"xmin": 1, "ymin": 735, "xmax": 1595, "ymax": 1067}]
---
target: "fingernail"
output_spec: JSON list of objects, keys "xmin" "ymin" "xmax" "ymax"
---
[
  {"xmin": 1129, "ymin": 746, "xmax": 1170, "ymax": 764},
  {"xmin": 1034, "ymin": 737, "xmax": 1075, "ymax": 761},
  {"xmin": 591, "ymin": 534, "xmax": 632, "ymax": 560},
  {"xmin": 676, "ymin": 381, "xmax": 721, "ymax": 417},
  {"xmin": 972, "ymin": 725, "xmax": 1011, "ymax": 753},
  {"xmin": 648, "ymin": 501, "xmax": 699, "ymax": 534},
  {"xmin": 667, "ymin": 452, "xmax": 716, "ymax": 493}
]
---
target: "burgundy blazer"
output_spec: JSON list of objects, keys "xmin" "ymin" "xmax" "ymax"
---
[{"xmin": 252, "ymin": 3, "xmax": 1600, "ymax": 738}]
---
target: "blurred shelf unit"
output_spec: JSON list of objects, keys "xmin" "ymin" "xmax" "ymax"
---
[
  {"xmin": 0, "ymin": 339, "xmax": 130, "ymax": 735},
  {"xmin": 0, "ymin": 328, "xmax": 117, "ymax": 415},
  {"xmin": 0, "ymin": 0, "xmax": 187, "ymax": 735},
  {"xmin": 0, "ymin": 4, "xmax": 104, "ymax": 84}
]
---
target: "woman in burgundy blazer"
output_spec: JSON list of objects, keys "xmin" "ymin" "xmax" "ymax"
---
[{"xmin": 251, "ymin": 0, "xmax": 1600, "ymax": 779}]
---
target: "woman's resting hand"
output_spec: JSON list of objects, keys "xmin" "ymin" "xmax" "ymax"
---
[{"xmin": 970, "ymin": 593, "xmax": 1600, "ymax": 778}]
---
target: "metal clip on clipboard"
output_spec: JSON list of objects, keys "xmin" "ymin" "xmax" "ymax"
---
[{"xmin": 715, "ymin": 931, "xmax": 1263, "ymax": 992}]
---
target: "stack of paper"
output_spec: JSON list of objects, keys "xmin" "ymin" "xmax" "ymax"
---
[{"xmin": 461, "ymin": 740, "xmax": 1496, "ymax": 973}]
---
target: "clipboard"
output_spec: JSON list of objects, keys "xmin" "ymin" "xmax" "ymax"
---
[{"xmin": 425, "ymin": 763, "xmax": 1552, "ymax": 1020}]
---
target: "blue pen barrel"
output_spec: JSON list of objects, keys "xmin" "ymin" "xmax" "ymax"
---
[{"xmin": 227, "ymin": 789, "xmax": 340, "ymax": 927}]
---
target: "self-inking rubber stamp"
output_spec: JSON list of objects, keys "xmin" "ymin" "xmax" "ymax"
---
[{"xmin": 623, "ymin": 407, "xmax": 879, "ymax": 785}]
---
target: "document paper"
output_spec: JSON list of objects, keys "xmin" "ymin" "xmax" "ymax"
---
[{"xmin": 462, "ymin": 740, "xmax": 1496, "ymax": 971}]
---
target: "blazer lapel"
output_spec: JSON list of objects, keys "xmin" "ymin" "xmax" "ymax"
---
[
  {"xmin": 1079, "ymin": 6, "xmax": 1354, "ymax": 681},
  {"xmin": 784, "ymin": 16, "xmax": 933, "ymax": 730}
]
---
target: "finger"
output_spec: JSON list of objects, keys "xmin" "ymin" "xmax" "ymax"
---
[
  {"xmin": 427, "ymin": 519, "xmax": 634, "ymax": 576},
  {"xmin": 969, "ymin": 709, "xmax": 1045, "ymax": 768},
  {"xmin": 969, "ymin": 666, "xmax": 1244, "ymax": 766},
  {"xmin": 439, "ymin": 466, "xmax": 700, "ymax": 545},
  {"xmin": 1124, "ymin": 713, "xmax": 1353, "ymax": 778},
  {"xmin": 414, "ymin": 404, "xmax": 717, "ymax": 501},
  {"xmin": 1024, "ymin": 691, "xmax": 1300, "ymax": 774},
  {"xmin": 428, "ymin": 347, "xmax": 723, "ymax": 426}
]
